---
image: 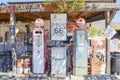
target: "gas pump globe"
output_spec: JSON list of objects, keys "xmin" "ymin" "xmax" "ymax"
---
[
  {"xmin": 35, "ymin": 18, "xmax": 44, "ymax": 28},
  {"xmin": 75, "ymin": 18, "xmax": 86, "ymax": 29}
]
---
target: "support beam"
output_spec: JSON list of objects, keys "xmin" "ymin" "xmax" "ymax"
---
[
  {"xmin": 110, "ymin": 10, "xmax": 117, "ymax": 22},
  {"xmin": 105, "ymin": 11, "xmax": 111, "ymax": 74},
  {"xmin": 86, "ymin": 13, "xmax": 105, "ymax": 22},
  {"xmin": 8, "ymin": 5, "xmax": 17, "ymax": 73}
]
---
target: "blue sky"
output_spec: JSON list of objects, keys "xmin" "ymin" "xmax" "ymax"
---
[
  {"xmin": 0, "ymin": 0, "xmax": 120, "ymax": 22},
  {"xmin": 112, "ymin": 0, "xmax": 120, "ymax": 22}
]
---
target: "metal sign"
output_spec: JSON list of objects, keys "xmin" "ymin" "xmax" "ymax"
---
[
  {"xmin": 51, "ymin": 47, "xmax": 66, "ymax": 78},
  {"xmin": 35, "ymin": 18, "xmax": 44, "ymax": 27},
  {"xmin": 76, "ymin": 18, "xmax": 86, "ymax": 29},
  {"xmin": 32, "ymin": 28, "xmax": 44, "ymax": 73},
  {"xmin": 50, "ymin": 13, "xmax": 67, "ymax": 41},
  {"xmin": 91, "ymin": 39, "xmax": 106, "ymax": 75},
  {"xmin": 104, "ymin": 25, "xmax": 116, "ymax": 39}
]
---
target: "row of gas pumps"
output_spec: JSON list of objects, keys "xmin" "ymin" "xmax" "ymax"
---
[
  {"xmin": 31, "ymin": 17, "xmax": 88, "ymax": 77},
  {"xmin": 8, "ymin": 13, "xmax": 88, "ymax": 78}
]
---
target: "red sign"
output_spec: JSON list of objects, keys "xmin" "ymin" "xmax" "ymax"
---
[
  {"xmin": 35, "ymin": 18, "xmax": 44, "ymax": 28},
  {"xmin": 76, "ymin": 18, "xmax": 86, "ymax": 29}
]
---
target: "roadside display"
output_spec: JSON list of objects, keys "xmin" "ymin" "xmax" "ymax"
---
[
  {"xmin": 90, "ymin": 38, "xmax": 106, "ymax": 75},
  {"xmin": 51, "ymin": 47, "xmax": 66, "ymax": 78},
  {"xmin": 74, "ymin": 29, "xmax": 88, "ymax": 76},
  {"xmin": 50, "ymin": 13, "xmax": 67, "ymax": 41},
  {"xmin": 32, "ymin": 28, "xmax": 44, "ymax": 73}
]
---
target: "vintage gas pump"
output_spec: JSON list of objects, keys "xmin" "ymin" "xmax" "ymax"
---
[
  {"xmin": 32, "ymin": 18, "xmax": 47, "ymax": 74},
  {"xmin": 74, "ymin": 18, "xmax": 88, "ymax": 76}
]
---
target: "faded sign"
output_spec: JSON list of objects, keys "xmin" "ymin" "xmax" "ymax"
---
[
  {"xmin": 91, "ymin": 39, "xmax": 106, "ymax": 75},
  {"xmin": 15, "ymin": 3, "xmax": 44, "ymax": 12},
  {"xmin": 51, "ymin": 13, "xmax": 67, "ymax": 41}
]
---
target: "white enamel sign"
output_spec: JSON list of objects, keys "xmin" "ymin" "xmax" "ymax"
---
[{"xmin": 50, "ymin": 13, "xmax": 67, "ymax": 40}]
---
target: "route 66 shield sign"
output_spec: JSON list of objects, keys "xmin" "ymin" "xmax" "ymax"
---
[{"xmin": 50, "ymin": 13, "xmax": 67, "ymax": 41}]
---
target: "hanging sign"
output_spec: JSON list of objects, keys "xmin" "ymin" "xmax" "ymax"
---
[
  {"xmin": 91, "ymin": 49, "xmax": 106, "ymax": 75},
  {"xmin": 51, "ymin": 47, "xmax": 66, "ymax": 77},
  {"xmin": 103, "ymin": 25, "xmax": 116, "ymax": 39},
  {"xmin": 50, "ymin": 13, "xmax": 67, "ymax": 41}
]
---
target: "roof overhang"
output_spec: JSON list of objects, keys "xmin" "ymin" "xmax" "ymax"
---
[{"xmin": 0, "ymin": 0, "xmax": 120, "ymax": 23}]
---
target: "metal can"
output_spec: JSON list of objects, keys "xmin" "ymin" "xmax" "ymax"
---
[{"xmin": 16, "ymin": 59, "xmax": 23, "ymax": 74}]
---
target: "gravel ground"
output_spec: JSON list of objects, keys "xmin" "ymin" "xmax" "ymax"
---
[{"xmin": 0, "ymin": 74, "xmax": 119, "ymax": 80}]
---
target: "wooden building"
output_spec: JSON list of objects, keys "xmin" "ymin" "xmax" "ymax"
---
[{"xmin": 0, "ymin": 0, "xmax": 120, "ymax": 74}]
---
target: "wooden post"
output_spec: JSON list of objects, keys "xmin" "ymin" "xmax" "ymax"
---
[
  {"xmin": 9, "ymin": 5, "xmax": 17, "ymax": 74},
  {"xmin": 105, "ymin": 11, "xmax": 111, "ymax": 74}
]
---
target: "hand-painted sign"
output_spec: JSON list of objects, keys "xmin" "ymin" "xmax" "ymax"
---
[
  {"xmin": 91, "ymin": 39, "xmax": 106, "ymax": 75},
  {"xmin": 15, "ymin": 3, "xmax": 44, "ymax": 12}
]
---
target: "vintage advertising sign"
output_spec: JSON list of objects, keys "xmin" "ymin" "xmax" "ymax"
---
[
  {"xmin": 90, "ymin": 39, "xmax": 106, "ymax": 75},
  {"xmin": 74, "ymin": 30, "xmax": 88, "ymax": 76},
  {"xmin": 32, "ymin": 28, "xmax": 44, "ymax": 73},
  {"xmin": 15, "ymin": 3, "xmax": 44, "ymax": 12},
  {"xmin": 76, "ymin": 18, "xmax": 86, "ymax": 29},
  {"xmin": 50, "ymin": 13, "xmax": 67, "ymax": 41},
  {"xmin": 103, "ymin": 25, "xmax": 116, "ymax": 39},
  {"xmin": 51, "ymin": 47, "xmax": 66, "ymax": 78},
  {"xmin": 35, "ymin": 18, "xmax": 44, "ymax": 27}
]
